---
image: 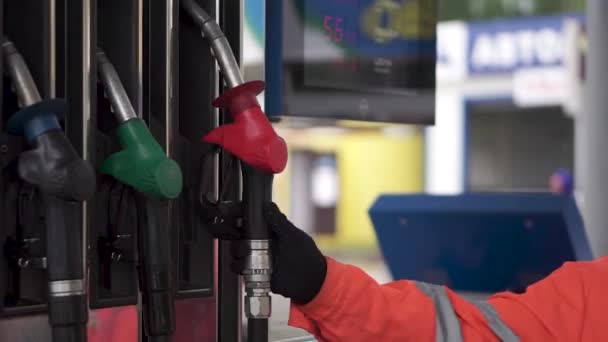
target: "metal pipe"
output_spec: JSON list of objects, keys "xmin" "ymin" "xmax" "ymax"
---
[
  {"xmin": 181, "ymin": 0, "xmax": 244, "ymax": 88},
  {"xmin": 96, "ymin": 49, "xmax": 138, "ymax": 123},
  {"xmin": 2, "ymin": 37, "xmax": 42, "ymax": 107},
  {"xmin": 583, "ymin": 0, "xmax": 608, "ymax": 256}
]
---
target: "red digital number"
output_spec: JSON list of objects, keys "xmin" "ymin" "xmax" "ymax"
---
[
  {"xmin": 324, "ymin": 15, "xmax": 346, "ymax": 43},
  {"xmin": 324, "ymin": 16, "xmax": 333, "ymax": 40},
  {"xmin": 334, "ymin": 17, "xmax": 344, "ymax": 42}
]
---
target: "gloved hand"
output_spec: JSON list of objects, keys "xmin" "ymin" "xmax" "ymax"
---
[{"xmin": 200, "ymin": 200, "xmax": 327, "ymax": 305}]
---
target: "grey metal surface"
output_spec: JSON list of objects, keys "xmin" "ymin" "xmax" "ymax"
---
[
  {"xmin": 244, "ymin": 239, "xmax": 272, "ymax": 283},
  {"xmin": 583, "ymin": 0, "xmax": 608, "ymax": 256},
  {"xmin": 48, "ymin": 279, "xmax": 85, "ymax": 297},
  {"xmin": 244, "ymin": 239, "xmax": 273, "ymax": 319},
  {"xmin": 96, "ymin": 49, "xmax": 138, "ymax": 123},
  {"xmin": 2, "ymin": 38, "xmax": 42, "ymax": 107},
  {"xmin": 0, "ymin": 315, "xmax": 52, "ymax": 342},
  {"xmin": 181, "ymin": 0, "xmax": 244, "ymax": 88},
  {"xmin": 210, "ymin": 36, "xmax": 244, "ymax": 88}
]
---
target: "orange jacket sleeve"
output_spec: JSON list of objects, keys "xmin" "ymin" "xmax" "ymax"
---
[
  {"xmin": 288, "ymin": 257, "xmax": 608, "ymax": 342},
  {"xmin": 288, "ymin": 257, "xmax": 500, "ymax": 342},
  {"xmin": 489, "ymin": 257, "xmax": 608, "ymax": 342}
]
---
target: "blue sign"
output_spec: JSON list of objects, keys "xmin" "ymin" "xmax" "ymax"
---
[{"xmin": 467, "ymin": 14, "xmax": 583, "ymax": 75}]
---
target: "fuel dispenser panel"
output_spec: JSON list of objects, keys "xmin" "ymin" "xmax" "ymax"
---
[
  {"xmin": 89, "ymin": 0, "xmax": 140, "ymax": 309},
  {"xmin": 0, "ymin": 1, "xmax": 236, "ymax": 341},
  {"xmin": 176, "ymin": 0, "xmax": 216, "ymax": 298},
  {"xmin": 1, "ymin": 0, "xmax": 52, "ymax": 317}
]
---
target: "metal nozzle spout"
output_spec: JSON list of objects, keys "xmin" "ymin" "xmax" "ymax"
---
[
  {"xmin": 245, "ymin": 291, "xmax": 272, "ymax": 319},
  {"xmin": 242, "ymin": 239, "xmax": 272, "ymax": 319},
  {"xmin": 2, "ymin": 37, "xmax": 42, "ymax": 107},
  {"xmin": 96, "ymin": 48, "xmax": 138, "ymax": 123},
  {"xmin": 181, "ymin": 0, "xmax": 244, "ymax": 88}
]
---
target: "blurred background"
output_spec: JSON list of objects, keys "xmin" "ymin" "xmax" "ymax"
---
[
  {"xmin": 242, "ymin": 0, "xmax": 589, "ymax": 339},
  {"xmin": 245, "ymin": 0, "xmax": 586, "ymax": 272},
  {"xmin": 0, "ymin": 1, "xmax": 596, "ymax": 341}
]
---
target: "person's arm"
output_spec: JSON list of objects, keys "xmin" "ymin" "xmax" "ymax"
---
[
  {"xmin": 290, "ymin": 257, "xmax": 607, "ymax": 342},
  {"xmin": 289, "ymin": 258, "xmax": 502, "ymax": 342},
  {"xmin": 489, "ymin": 257, "xmax": 608, "ymax": 341},
  {"xmin": 200, "ymin": 200, "xmax": 599, "ymax": 342}
]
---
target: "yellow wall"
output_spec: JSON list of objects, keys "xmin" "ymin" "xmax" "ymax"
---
[
  {"xmin": 275, "ymin": 126, "xmax": 424, "ymax": 253},
  {"xmin": 331, "ymin": 129, "xmax": 424, "ymax": 252}
]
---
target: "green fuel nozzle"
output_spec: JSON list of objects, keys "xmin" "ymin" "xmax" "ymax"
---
[
  {"xmin": 97, "ymin": 49, "xmax": 182, "ymax": 199},
  {"xmin": 97, "ymin": 48, "xmax": 178, "ymax": 341},
  {"xmin": 100, "ymin": 119, "xmax": 182, "ymax": 199}
]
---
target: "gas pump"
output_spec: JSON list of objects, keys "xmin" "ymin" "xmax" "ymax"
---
[
  {"xmin": 96, "ymin": 48, "xmax": 182, "ymax": 342},
  {"xmin": 181, "ymin": 1, "xmax": 289, "ymax": 341},
  {"xmin": 3, "ymin": 37, "xmax": 94, "ymax": 342}
]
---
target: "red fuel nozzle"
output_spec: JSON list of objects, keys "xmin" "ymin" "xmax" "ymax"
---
[{"xmin": 204, "ymin": 80, "xmax": 288, "ymax": 174}]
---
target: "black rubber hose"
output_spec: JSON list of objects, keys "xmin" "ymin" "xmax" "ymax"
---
[
  {"xmin": 242, "ymin": 165, "xmax": 272, "ymax": 342},
  {"xmin": 147, "ymin": 336, "xmax": 172, "ymax": 342},
  {"xmin": 181, "ymin": 0, "xmax": 212, "ymax": 26},
  {"xmin": 51, "ymin": 325, "xmax": 87, "ymax": 342},
  {"xmin": 45, "ymin": 197, "xmax": 88, "ymax": 342},
  {"xmin": 241, "ymin": 164, "xmax": 273, "ymax": 240},
  {"xmin": 248, "ymin": 318, "xmax": 269, "ymax": 342},
  {"xmin": 136, "ymin": 195, "xmax": 176, "ymax": 340}
]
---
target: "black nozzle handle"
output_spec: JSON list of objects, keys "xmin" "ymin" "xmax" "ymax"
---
[
  {"xmin": 135, "ymin": 195, "xmax": 175, "ymax": 339},
  {"xmin": 19, "ymin": 130, "xmax": 96, "ymax": 201},
  {"xmin": 45, "ymin": 196, "xmax": 87, "ymax": 342},
  {"xmin": 242, "ymin": 164, "xmax": 273, "ymax": 240}
]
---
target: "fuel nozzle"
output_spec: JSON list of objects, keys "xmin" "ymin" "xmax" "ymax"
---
[
  {"xmin": 182, "ymin": 2, "xmax": 288, "ymax": 338},
  {"xmin": 96, "ymin": 48, "xmax": 179, "ymax": 342},
  {"xmin": 3, "ymin": 37, "xmax": 93, "ymax": 342},
  {"xmin": 97, "ymin": 49, "xmax": 183, "ymax": 199},
  {"xmin": 3, "ymin": 38, "xmax": 96, "ymax": 201},
  {"xmin": 209, "ymin": 82, "xmax": 286, "ymax": 325}
]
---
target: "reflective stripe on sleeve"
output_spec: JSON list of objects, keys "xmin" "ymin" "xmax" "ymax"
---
[
  {"xmin": 472, "ymin": 301, "xmax": 520, "ymax": 342},
  {"xmin": 415, "ymin": 282, "xmax": 463, "ymax": 342},
  {"xmin": 414, "ymin": 282, "xmax": 519, "ymax": 342}
]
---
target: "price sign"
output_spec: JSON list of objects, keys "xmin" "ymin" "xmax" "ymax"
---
[{"xmin": 265, "ymin": 0, "xmax": 437, "ymax": 124}]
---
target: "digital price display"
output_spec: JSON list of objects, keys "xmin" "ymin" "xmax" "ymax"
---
[{"xmin": 265, "ymin": 0, "xmax": 437, "ymax": 123}]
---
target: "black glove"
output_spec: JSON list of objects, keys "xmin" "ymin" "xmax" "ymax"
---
[{"xmin": 200, "ymin": 200, "xmax": 327, "ymax": 305}]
